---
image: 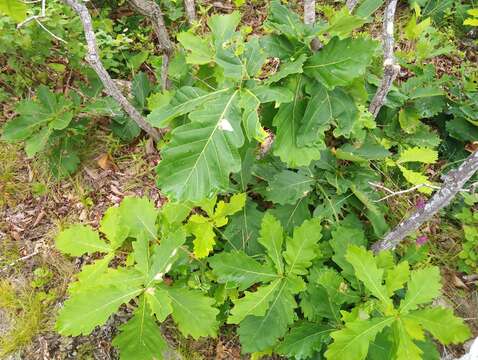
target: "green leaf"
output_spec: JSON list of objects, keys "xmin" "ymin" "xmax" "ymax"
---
[
  {"xmin": 258, "ymin": 213, "xmax": 284, "ymax": 274},
  {"xmin": 156, "ymin": 92, "xmax": 244, "ymax": 201},
  {"xmin": 355, "ymin": 0, "xmax": 384, "ymax": 18},
  {"xmin": 213, "ymin": 192, "xmax": 246, "ymax": 225},
  {"xmin": 117, "ymin": 197, "xmax": 158, "ymax": 240},
  {"xmin": 67, "ymin": 254, "xmax": 114, "ymax": 294},
  {"xmin": 208, "ymin": 11, "xmax": 241, "ymax": 44},
  {"xmin": 345, "ymin": 246, "xmax": 391, "ymax": 307},
  {"xmin": 324, "ymin": 7, "xmax": 367, "ymax": 38},
  {"xmin": 187, "ymin": 215, "xmax": 216, "ymax": 258},
  {"xmin": 56, "ymin": 224, "xmax": 111, "ymax": 256},
  {"xmin": 399, "ymin": 267, "xmax": 441, "ymax": 313},
  {"xmin": 25, "ymin": 126, "xmax": 51, "ymax": 158},
  {"xmin": 265, "ymin": 54, "xmax": 307, "ymax": 85},
  {"xmin": 394, "ymin": 320, "xmax": 423, "ymax": 360},
  {"xmin": 330, "ymin": 224, "xmax": 367, "ymax": 275},
  {"xmin": 325, "ymin": 317, "xmax": 395, "ymax": 360},
  {"xmin": 145, "ymin": 287, "xmax": 173, "ymax": 322},
  {"xmin": 385, "ymin": 261, "xmax": 410, "ymax": 296},
  {"xmin": 265, "ymin": 0, "xmax": 308, "ymax": 39},
  {"xmin": 304, "ymin": 37, "xmax": 378, "ymax": 89},
  {"xmin": 244, "ymin": 37, "xmax": 267, "ymax": 77},
  {"xmin": 132, "ymin": 72, "xmax": 152, "ymax": 109},
  {"xmin": 177, "ymin": 32, "xmax": 214, "ymax": 65},
  {"xmin": 112, "ymin": 300, "xmax": 167, "ymax": 360},
  {"xmin": 99, "ymin": 206, "xmax": 129, "ymax": 249},
  {"xmin": 147, "ymin": 87, "xmax": 228, "ymax": 127},
  {"xmin": 56, "ymin": 284, "xmax": 143, "ymax": 335},
  {"xmin": 167, "ymin": 287, "xmax": 219, "ymax": 339},
  {"xmin": 132, "ymin": 231, "xmax": 153, "ymax": 277},
  {"xmin": 298, "ymin": 84, "xmax": 358, "ymax": 147},
  {"xmin": 148, "ymin": 228, "xmax": 186, "ymax": 282},
  {"xmin": 0, "ymin": 0, "xmax": 27, "ymax": 22},
  {"xmin": 266, "ymin": 170, "xmax": 315, "ymax": 205},
  {"xmin": 406, "ymin": 308, "xmax": 471, "ymax": 344},
  {"xmin": 237, "ymin": 282, "xmax": 296, "ymax": 352},
  {"xmin": 283, "ymin": 218, "xmax": 322, "ymax": 275},
  {"xmin": 239, "ymin": 88, "xmax": 263, "ymax": 141},
  {"xmin": 399, "ymin": 107, "xmax": 421, "ymax": 134},
  {"xmin": 2, "ymin": 101, "xmax": 47, "ymax": 141},
  {"xmin": 397, "ymin": 147, "xmax": 438, "ymax": 164},
  {"xmin": 209, "ymin": 251, "xmax": 278, "ymax": 290},
  {"xmin": 228, "ymin": 279, "xmax": 282, "ymax": 324},
  {"xmin": 277, "ymin": 321, "xmax": 333, "ymax": 359},
  {"xmin": 272, "ymin": 82, "xmax": 322, "ymax": 167}
]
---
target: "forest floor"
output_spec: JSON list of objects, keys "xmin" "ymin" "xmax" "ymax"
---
[{"xmin": 1, "ymin": 0, "xmax": 478, "ymax": 359}]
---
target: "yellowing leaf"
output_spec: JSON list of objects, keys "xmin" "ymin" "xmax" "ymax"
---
[
  {"xmin": 398, "ymin": 147, "xmax": 438, "ymax": 164},
  {"xmin": 188, "ymin": 214, "xmax": 216, "ymax": 258},
  {"xmin": 0, "ymin": 0, "xmax": 27, "ymax": 23}
]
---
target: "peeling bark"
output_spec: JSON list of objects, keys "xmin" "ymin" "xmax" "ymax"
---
[
  {"xmin": 63, "ymin": 0, "xmax": 161, "ymax": 140},
  {"xmin": 372, "ymin": 151, "xmax": 478, "ymax": 252},
  {"xmin": 128, "ymin": 0, "xmax": 173, "ymax": 90},
  {"xmin": 368, "ymin": 0, "xmax": 400, "ymax": 118},
  {"xmin": 184, "ymin": 0, "xmax": 196, "ymax": 24}
]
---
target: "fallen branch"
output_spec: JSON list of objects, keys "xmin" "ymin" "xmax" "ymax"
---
[
  {"xmin": 372, "ymin": 151, "xmax": 478, "ymax": 252},
  {"xmin": 184, "ymin": 0, "xmax": 196, "ymax": 24},
  {"xmin": 128, "ymin": 0, "xmax": 173, "ymax": 90},
  {"xmin": 369, "ymin": 182, "xmax": 441, "ymax": 202},
  {"xmin": 368, "ymin": 0, "xmax": 400, "ymax": 117},
  {"xmin": 63, "ymin": 0, "xmax": 161, "ymax": 140}
]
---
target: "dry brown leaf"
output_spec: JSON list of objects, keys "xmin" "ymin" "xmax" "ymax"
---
[{"xmin": 97, "ymin": 153, "xmax": 116, "ymax": 171}]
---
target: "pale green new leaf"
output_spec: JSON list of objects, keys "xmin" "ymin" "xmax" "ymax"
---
[
  {"xmin": 145, "ymin": 287, "xmax": 173, "ymax": 322},
  {"xmin": 213, "ymin": 192, "xmax": 247, "ymax": 225},
  {"xmin": 99, "ymin": 206, "xmax": 129, "ymax": 249},
  {"xmin": 167, "ymin": 287, "xmax": 219, "ymax": 339},
  {"xmin": 112, "ymin": 301, "xmax": 167, "ymax": 360},
  {"xmin": 397, "ymin": 147, "xmax": 438, "ymax": 164},
  {"xmin": 25, "ymin": 126, "xmax": 51, "ymax": 158},
  {"xmin": 406, "ymin": 308, "xmax": 471, "ymax": 344},
  {"xmin": 56, "ymin": 224, "xmax": 111, "ymax": 256},
  {"xmin": 345, "ymin": 246, "xmax": 391, "ymax": 307},
  {"xmin": 277, "ymin": 321, "xmax": 333, "ymax": 359},
  {"xmin": 156, "ymin": 92, "xmax": 244, "ymax": 201},
  {"xmin": 228, "ymin": 278, "xmax": 282, "ymax": 324},
  {"xmin": 385, "ymin": 260, "xmax": 410, "ymax": 296},
  {"xmin": 209, "ymin": 251, "xmax": 278, "ymax": 290},
  {"xmin": 298, "ymin": 84, "xmax": 358, "ymax": 147},
  {"xmin": 0, "ymin": 0, "xmax": 27, "ymax": 23},
  {"xmin": 147, "ymin": 87, "xmax": 228, "ymax": 127},
  {"xmin": 208, "ymin": 11, "xmax": 241, "ymax": 44},
  {"xmin": 398, "ymin": 165, "xmax": 433, "ymax": 195},
  {"xmin": 304, "ymin": 37, "xmax": 378, "ymax": 89},
  {"xmin": 187, "ymin": 215, "xmax": 216, "ymax": 258},
  {"xmin": 266, "ymin": 170, "xmax": 315, "ymax": 205},
  {"xmin": 118, "ymin": 197, "xmax": 158, "ymax": 240},
  {"xmin": 56, "ymin": 284, "xmax": 143, "ymax": 335},
  {"xmin": 67, "ymin": 254, "xmax": 114, "ymax": 294},
  {"xmin": 283, "ymin": 218, "xmax": 322, "ymax": 275},
  {"xmin": 325, "ymin": 317, "xmax": 395, "ymax": 360},
  {"xmin": 399, "ymin": 267, "xmax": 441, "ymax": 314},
  {"xmin": 258, "ymin": 213, "xmax": 284, "ymax": 274},
  {"xmin": 394, "ymin": 320, "xmax": 423, "ymax": 360}
]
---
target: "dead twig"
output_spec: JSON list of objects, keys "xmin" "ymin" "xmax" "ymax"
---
[
  {"xmin": 128, "ymin": 0, "xmax": 173, "ymax": 90},
  {"xmin": 368, "ymin": 0, "xmax": 400, "ymax": 117},
  {"xmin": 372, "ymin": 151, "xmax": 478, "ymax": 252},
  {"xmin": 62, "ymin": 0, "xmax": 161, "ymax": 140}
]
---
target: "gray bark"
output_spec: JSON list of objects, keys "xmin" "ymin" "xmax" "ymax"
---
[
  {"xmin": 63, "ymin": 0, "xmax": 161, "ymax": 140},
  {"xmin": 304, "ymin": 0, "xmax": 315, "ymax": 25},
  {"xmin": 368, "ymin": 0, "xmax": 400, "ymax": 117},
  {"xmin": 128, "ymin": 0, "xmax": 173, "ymax": 90},
  {"xmin": 346, "ymin": 0, "xmax": 360, "ymax": 12},
  {"xmin": 372, "ymin": 151, "xmax": 478, "ymax": 252},
  {"xmin": 184, "ymin": 0, "xmax": 196, "ymax": 24}
]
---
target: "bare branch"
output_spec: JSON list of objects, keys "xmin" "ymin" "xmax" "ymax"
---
[
  {"xmin": 346, "ymin": 0, "xmax": 360, "ymax": 12},
  {"xmin": 63, "ymin": 0, "xmax": 161, "ymax": 140},
  {"xmin": 372, "ymin": 151, "xmax": 478, "ymax": 252},
  {"xmin": 128, "ymin": 0, "xmax": 173, "ymax": 90},
  {"xmin": 368, "ymin": 0, "xmax": 400, "ymax": 117},
  {"xmin": 184, "ymin": 0, "xmax": 196, "ymax": 24}
]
